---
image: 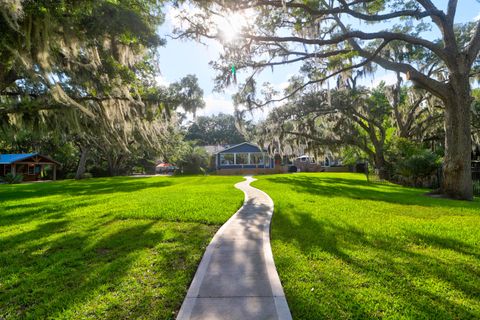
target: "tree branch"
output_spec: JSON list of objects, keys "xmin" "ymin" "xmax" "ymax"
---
[
  {"xmin": 332, "ymin": 17, "xmax": 449, "ymax": 100},
  {"xmin": 243, "ymin": 30, "xmax": 446, "ymax": 61},
  {"xmin": 235, "ymin": 0, "xmax": 434, "ymax": 22},
  {"xmin": 241, "ymin": 49, "xmax": 352, "ymax": 69},
  {"xmin": 245, "ymin": 41, "xmax": 388, "ymax": 109},
  {"xmin": 467, "ymin": 20, "xmax": 480, "ymax": 66},
  {"xmin": 447, "ymin": 0, "xmax": 458, "ymax": 21}
]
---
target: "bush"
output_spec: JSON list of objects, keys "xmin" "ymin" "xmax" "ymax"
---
[
  {"xmin": 65, "ymin": 172, "xmax": 93, "ymax": 179},
  {"xmin": 132, "ymin": 166, "xmax": 145, "ymax": 174},
  {"xmin": 81, "ymin": 172, "xmax": 93, "ymax": 179},
  {"xmin": 176, "ymin": 145, "xmax": 209, "ymax": 174},
  {"xmin": 401, "ymin": 152, "xmax": 441, "ymax": 179},
  {"xmin": 387, "ymin": 138, "xmax": 441, "ymax": 187},
  {"xmin": 473, "ymin": 180, "xmax": 480, "ymax": 196},
  {"xmin": 1, "ymin": 173, "xmax": 23, "ymax": 184},
  {"xmin": 65, "ymin": 172, "xmax": 76, "ymax": 179}
]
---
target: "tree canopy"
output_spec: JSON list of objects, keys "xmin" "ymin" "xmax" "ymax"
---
[
  {"xmin": 186, "ymin": 113, "xmax": 247, "ymax": 145},
  {"xmin": 176, "ymin": 0, "xmax": 480, "ymax": 199},
  {"xmin": 0, "ymin": 0, "xmax": 205, "ymax": 178}
]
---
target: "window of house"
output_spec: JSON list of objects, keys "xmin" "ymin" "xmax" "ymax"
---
[
  {"xmin": 235, "ymin": 153, "xmax": 248, "ymax": 165},
  {"xmin": 28, "ymin": 165, "xmax": 35, "ymax": 175},
  {"xmin": 250, "ymin": 153, "xmax": 264, "ymax": 165},
  {"xmin": 220, "ymin": 153, "xmax": 234, "ymax": 165},
  {"xmin": 264, "ymin": 158, "xmax": 271, "ymax": 168}
]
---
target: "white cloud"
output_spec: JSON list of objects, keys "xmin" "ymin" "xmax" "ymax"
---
[
  {"xmin": 154, "ymin": 74, "xmax": 170, "ymax": 87},
  {"xmin": 363, "ymin": 72, "xmax": 406, "ymax": 88},
  {"xmin": 475, "ymin": 12, "xmax": 480, "ymax": 21},
  {"xmin": 275, "ymin": 81, "xmax": 290, "ymax": 93},
  {"xmin": 195, "ymin": 93, "xmax": 272, "ymax": 123},
  {"xmin": 198, "ymin": 94, "xmax": 236, "ymax": 116}
]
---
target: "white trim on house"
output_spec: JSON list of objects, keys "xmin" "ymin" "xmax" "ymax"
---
[
  {"xmin": 219, "ymin": 152, "xmax": 270, "ymax": 166},
  {"xmin": 214, "ymin": 142, "xmax": 264, "ymax": 154}
]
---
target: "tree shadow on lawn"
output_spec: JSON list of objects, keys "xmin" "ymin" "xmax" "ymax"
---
[
  {"xmin": 266, "ymin": 175, "xmax": 480, "ymax": 210},
  {"xmin": 273, "ymin": 208, "xmax": 480, "ymax": 319},
  {"xmin": 0, "ymin": 198, "xmax": 105, "ymax": 227},
  {"xmin": 0, "ymin": 178, "xmax": 175, "ymax": 227},
  {"xmin": 0, "ymin": 218, "xmax": 212, "ymax": 319},
  {"xmin": 0, "ymin": 177, "xmax": 174, "ymax": 201}
]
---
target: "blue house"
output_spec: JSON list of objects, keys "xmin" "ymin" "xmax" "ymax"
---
[
  {"xmin": 0, "ymin": 153, "xmax": 59, "ymax": 181},
  {"xmin": 216, "ymin": 142, "xmax": 275, "ymax": 172}
]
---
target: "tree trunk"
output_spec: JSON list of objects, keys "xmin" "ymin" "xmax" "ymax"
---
[
  {"xmin": 374, "ymin": 152, "xmax": 389, "ymax": 180},
  {"xmin": 369, "ymin": 127, "xmax": 388, "ymax": 180},
  {"xmin": 75, "ymin": 147, "xmax": 89, "ymax": 179},
  {"xmin": 107, "ymin": 154, "xmax": 123, "ymax": 176},
  {"xmin": 442, "ymin": 78, "xmax": 473, "ymax": 200},
  {"xmin": 107, "ymin": 156, "xmax": 116, "ymax": 176}
]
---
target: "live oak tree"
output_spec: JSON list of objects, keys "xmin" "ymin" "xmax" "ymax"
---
[
  {"xmin": 186, "ymin": 113, "xmax": 247, "ymax": 145},
  {"xmin": 1, "ymin": 73, "xmax": 204, "ymax": 178},
  {"xmin": 0, "ymin": 1, "xmax": 205, "ymax": 178},
  {"xmin": 387, "ymin": 74, "xmax": 444, "ymax": 143},
  {"xmin": 0, "ymin": 1, "xmax": 164, "ymax": 114},
  {"xmin": 258, "ymin": 86, "xmax": 393, "ymax": 178},
  {"xmin": 178, "ymin": 0, "xmax": 480, "ymax": 200}
]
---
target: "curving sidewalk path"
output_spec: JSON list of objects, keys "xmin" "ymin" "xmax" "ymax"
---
[{"xmin": 177, "ymin": 176, "xmax": 292, "ymax": 320}]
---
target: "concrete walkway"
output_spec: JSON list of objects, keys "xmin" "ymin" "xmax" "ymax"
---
[{"xmin": 177, "ymin": 176, "xmax": 292, "ymax": 320}]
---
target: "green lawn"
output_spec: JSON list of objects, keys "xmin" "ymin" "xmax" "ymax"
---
[
  {"xmin": 253, "ymin": 173, "xmax": 480, "ymax": 320},
  {"xmin": 0, "ymin": 176, "xmax": 244, "ymax": 319}
]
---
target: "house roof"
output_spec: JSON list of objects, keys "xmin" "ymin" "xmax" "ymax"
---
[
  {"xmin": 0, "ymin": 153, "xmax": 39, "ymax": 164},
  {"xmin": 0, "ymin": 153, "xmax": 60, "ymax": 165},
  {"xmin": 216, "ymin": 142, "xmax": 265, "ymax": 154},
  {"xmin": 156, "ymin": 163, "xmax": 176, "ymax": 168}
]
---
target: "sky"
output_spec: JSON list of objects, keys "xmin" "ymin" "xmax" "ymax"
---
[{"xmin": 156, "ymin": 2, "xmax": 480, "ymax": 119}]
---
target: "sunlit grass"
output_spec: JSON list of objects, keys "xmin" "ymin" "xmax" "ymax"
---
[
  {"xmin": 253, "ymin": 173, "xmax": 480, "ymax": 319},
  {"xmin": 0, "ymin": 175, "xmax": 244, "ymax": 319}
]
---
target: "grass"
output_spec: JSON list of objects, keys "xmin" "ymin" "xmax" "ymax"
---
[
  {"xmin": 0, "ymin": 175, "xmax": 244, "ymax": 319},
  {"xmin": 252, "ymin": 173, "xmax": 480, "ymax": 320}
]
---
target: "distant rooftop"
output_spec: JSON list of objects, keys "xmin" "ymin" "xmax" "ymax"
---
[{"xmin": 0, "ymin": 153, "xmax": 39, "ymax": 164}]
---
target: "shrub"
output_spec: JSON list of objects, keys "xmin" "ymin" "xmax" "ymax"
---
[
  {"xmin": 65, "ymin": 172, "xmax": 76, "ymax": 179},
  {"xmin": 387, "ymin": 137, "xmax": 441, "ymax": 187},
  {"xmin": 132, "ymin": 166, "xmax": 145, "ymax": 174},
  {"xmin": 402, "ymin": 152, "xmax": 441, "ymax": 179},
  {"xmin": 82, "ymin": 172, "xmax": 93, "ymax": 179},
  {"xmin": 1, "ymin": 173, "xmax": 23, "ymax": 184},
  {"xmin": 473, "ymin": 180, "xmax": 480, "ymax": 196},
  {"xmin": 176, "ymin": 145, "xmax": 209, "ymax": 174}
]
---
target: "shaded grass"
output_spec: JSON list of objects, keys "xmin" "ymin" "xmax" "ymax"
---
[
  {"xmin": 252, "ymin": 173, "xmax": 480, "ymax": 320},
  {"xmin": 0, "ymin": 176, "xmax": 244, "ymax": 319}
]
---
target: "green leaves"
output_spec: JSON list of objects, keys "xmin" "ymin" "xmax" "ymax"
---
[
  {"xmin": 0, "ymin": 0, "xmax": 205, "ymax": 176},
  {"xmin": 185, "ymin": 113, "xmax": 247, "ymax": 145}
]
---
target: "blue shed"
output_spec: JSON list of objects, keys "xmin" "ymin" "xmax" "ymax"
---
[{"xmin": 215, "ymin": 142, "xmax": 274, "ymax": 170}]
